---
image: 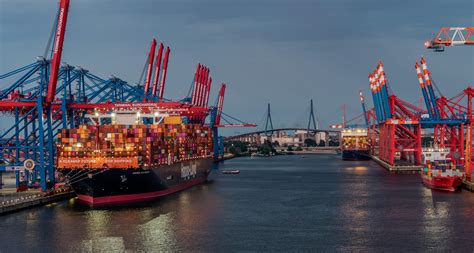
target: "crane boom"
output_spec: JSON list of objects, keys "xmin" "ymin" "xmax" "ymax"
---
[
  {"xmin": 191, "ymin": 64, "xmax": 201, "ymax": 105},
  {"xmin": 203, "ymin": 69, "xmax": 211, "ymax": 107},
  {"xmin": 420, "ymin": 57, "xmax": 440, "ymax": 119},
  {"xmin": 415, "ymin": 61, "xmax": 434, "ymax": 118},
  {"xmin": 216, "ymin": 83, "xmax": 226, "ymax": 125},
  {"xmin": 359, "ymin": 90, "xmax": 369, "ymax": 125},
  {"xmin": 205, "ymin": 77, "xmax": 212, "ymax": 108},
  {"xmin": 195, "ymin": 66, "xmax": 204, "ymax": 106},
  {"xmin": 142, "ymin": 39, "xmax": 157, "ymax": 101},
  {"xmin": 369, "ymin": 74, "xmax": 381, "ymax": 121},
  {"xmin": 425, "ymin": 27, "xmax": 474, "ymax": 51},
  {"xmin": 198, "ymin": 67, "xmax": 208, "ymax": 107},
  {"xmin": 376, "ymin": 62, "xmax": 392, "ymax": 119},
  {"xmin": 158, "ymin": 47, "xmax": 170, "ymax": 101},
  {"xmin": 151, "ymin": 43, "xmax": 164, "ymax": 97},
  {"xmin": 45, "ymin": 0, "xmax": 70, "ymax": 103}
]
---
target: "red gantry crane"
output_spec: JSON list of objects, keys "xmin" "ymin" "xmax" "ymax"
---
[
  {"xmin": 425, "ymin": 27, "xmax": 474, "ymax": 52},
  {"xmin": 425, "ymin": 26, "xmax": 474, "ymax": 180}
]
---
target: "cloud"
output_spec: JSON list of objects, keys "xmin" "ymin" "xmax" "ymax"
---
[{"xmin": 0, "ymin": 0, "xmax": 473, "ymax": 134}]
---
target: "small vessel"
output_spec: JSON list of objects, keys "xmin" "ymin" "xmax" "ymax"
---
[
  {"xmin": 341, "ymin": 128, "xmax": 370, "ymax": 160},
  {"xmin": 222, "ymin": 170, "xmax": 240, "ymax": 174},
  {"xmin": 422, "ymin": 172, "xmax": 463, "ymax": 191},
  {"xmin": 421, "ymin": 150, "xmax": 464, "ymax": 191}
]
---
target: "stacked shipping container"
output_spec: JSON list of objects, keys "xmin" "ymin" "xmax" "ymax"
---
[
  {"xmin": 57, "ymin": 124, "xmax": 212, "ymax": 169},
  {"xmin": 342, "ymin": 136, "xmax": 369, "ymax": 150}
]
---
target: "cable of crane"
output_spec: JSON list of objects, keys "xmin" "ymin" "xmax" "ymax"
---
[
  {"xmin": 137, "ymin": 53, "xmax": 150, "ymax": 86},
  {"xmin": 430, "ymin": 78, "xmax": 444, "ymax": 98},
  {"xmin": 221, "ymin": 111, "xmax": 251, "ymax": 124},
  {"xmin": 186, "ymin": 78, "xmax": 195, "ymax": 100},
  {"xmin": 43, "ymin": 7, "xmax": 60, "ymax": 59}
]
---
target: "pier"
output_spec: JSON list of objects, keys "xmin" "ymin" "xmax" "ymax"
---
[
  {"xmin": 0, "ymin": 188, "xmax": 75, "ymax": 215},
  {"xmin": 370, "ymin": 155, "xmax": 422, "ymax": 173}
]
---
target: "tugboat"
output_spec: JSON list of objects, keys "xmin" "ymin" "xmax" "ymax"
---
[{"xmin": 421, "ymin": 148, "xmax": 464, "ymax": 191}]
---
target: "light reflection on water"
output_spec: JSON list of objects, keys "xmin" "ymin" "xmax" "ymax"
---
[
  {"xmin": 421, "ymin": 188, "xmax": 454, "ymax": 250},
  {"xmin": 344, "ymin": 166, "xmax": 369, "ymax": 173},
  {"xmin": 1, "ymin": 155, "xmax": 474, "ymax": 252},
  {"xmin": 339, "ymin": 164, "xmax": 372, "ymax": 251},
  {"xmin": 138, "ymin": 212, "xmax": 176, "ymax": 250}
]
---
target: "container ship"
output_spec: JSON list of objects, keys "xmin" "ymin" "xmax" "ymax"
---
[
  {"xmin": 56, "ymin": 114, "xmax": 214, "ymax": 205},
  {"xmin": 421, "ymin": 148, "xmax": 464, "ymax": 191},
  {"xmin": 340, "ymin": 128, "xmax": 370, "ymax": 160}
]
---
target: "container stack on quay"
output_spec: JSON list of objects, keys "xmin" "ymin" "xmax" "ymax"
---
[{"xmin": 57, "ymin": 122, "xmax": 213, "ymax": 169}]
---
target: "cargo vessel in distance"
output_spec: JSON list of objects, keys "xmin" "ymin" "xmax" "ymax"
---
[
  {"xmin": 421, "ymin": 148, "xmax": 464, "ymax": 192},
  {"xmin": 340, "ymin": 128, "xmax": 370, "ymax": 161},
  {"xmin": 56, "ymin": 114, "xmax": 214, "ymax": 205}
]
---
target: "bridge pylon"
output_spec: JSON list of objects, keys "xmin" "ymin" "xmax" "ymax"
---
[
  {"xmin": 307, "ymin": 99, "xmax": 318, "ymax": 136},
  {"xmin": 264, "ymin": 103, "xmax": 274, "ymax": 137}
]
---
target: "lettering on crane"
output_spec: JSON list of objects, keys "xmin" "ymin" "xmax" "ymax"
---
[{"xmin": 54, "ymin": 8, "xmax": 66, "ymax": 55}]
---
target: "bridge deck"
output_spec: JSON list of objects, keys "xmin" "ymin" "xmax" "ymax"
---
[{"xmin": 226, "ymin": 128, "xmax": 340, "ymax": 139}]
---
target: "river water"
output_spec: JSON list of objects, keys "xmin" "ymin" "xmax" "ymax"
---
[{"xmin": 1, "ymin": 155, "xmax": 474, "ymax": 252}]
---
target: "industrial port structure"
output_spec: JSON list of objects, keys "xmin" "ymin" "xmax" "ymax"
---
[
  {"xmin": 224, "ymin": 27, "xmax": 473, "ymax": 181},
  {"xmin": 0, "ymin": 0, "xmax": 472, "ymax": 194},
  {"xmin": 0, "ymin": 0, "xmax": 254, "ymax": 192},
  {"xmin": 340, "ymin": 27, "xmax": 474, "ymax": 182}
]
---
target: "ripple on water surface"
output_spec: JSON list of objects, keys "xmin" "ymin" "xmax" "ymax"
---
[{"xmin": 1, "ymin": 155, "xmax": 474, "ymax": 252}]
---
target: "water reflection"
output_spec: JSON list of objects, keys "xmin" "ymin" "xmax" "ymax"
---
[
  {"xmin": 81, "ymin": 237, "xmax": 125, "ymax": 252},
  {"xmin": 339, "ymin": 164, "xmax": 372, "ymax": 250},
  {"xmin": 138, "ymin": 212, "xmax": 176, "ymax": 250},
  {"xmin": 344, "ymin": 166, "xmax": 369, "ymax": 174},
  {"xmin": 62, "ymin": 180, "xmax": 222, "ymax": 251},
  {"xmin": 84, "ymin": 210, "xmax": 112, "ymax": 238},
  {"xmin": 421, "ymin": 188, "xmax": 453, "ymax": 250},
  {"xmin": 1, "ymin": 156, "xmax": 474, "ymax": 252}
]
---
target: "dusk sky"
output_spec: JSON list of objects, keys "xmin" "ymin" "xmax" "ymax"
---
[{"xmin": 1, "ymin": 0, "xmax": 473, "ymax": 135}]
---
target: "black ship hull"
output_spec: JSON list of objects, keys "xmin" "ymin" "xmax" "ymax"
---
[
  {"xmin": 59, "ymin": 158, "xmax": 214, "ymax": 205},
  {"xmin": 342, "ymin": 150, "xmax": 371, "ymax": 161}
]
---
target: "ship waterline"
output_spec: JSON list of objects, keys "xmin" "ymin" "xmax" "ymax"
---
[{"xmin": 60, "ymin": 157, "xmax": 214, "ymax": 205}]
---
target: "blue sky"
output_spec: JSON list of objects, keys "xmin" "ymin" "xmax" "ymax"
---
[{"xmin": 1, "ymin": 0, "xmax": 473, "ymax": 135}]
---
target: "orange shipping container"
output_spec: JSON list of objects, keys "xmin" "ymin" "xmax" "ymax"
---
[{"xmin": 164, "ymin": 116, "xmax": 181, "ymax": 125}]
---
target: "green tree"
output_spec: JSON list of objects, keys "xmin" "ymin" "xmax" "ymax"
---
[
  {"xmin": 329, "ymin": 140, "xmax": 340, "ymax": 146},
  {"xmin": 304, "ymin": 138, "xmax": 317, "ymax": 147},
  {"xmin": 225, "ymin": 141, "xmax": 249, "ymax": 154},
  {"xmin": 258, "ymin": 145, "xmax": 272, "ymax": 155}
]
